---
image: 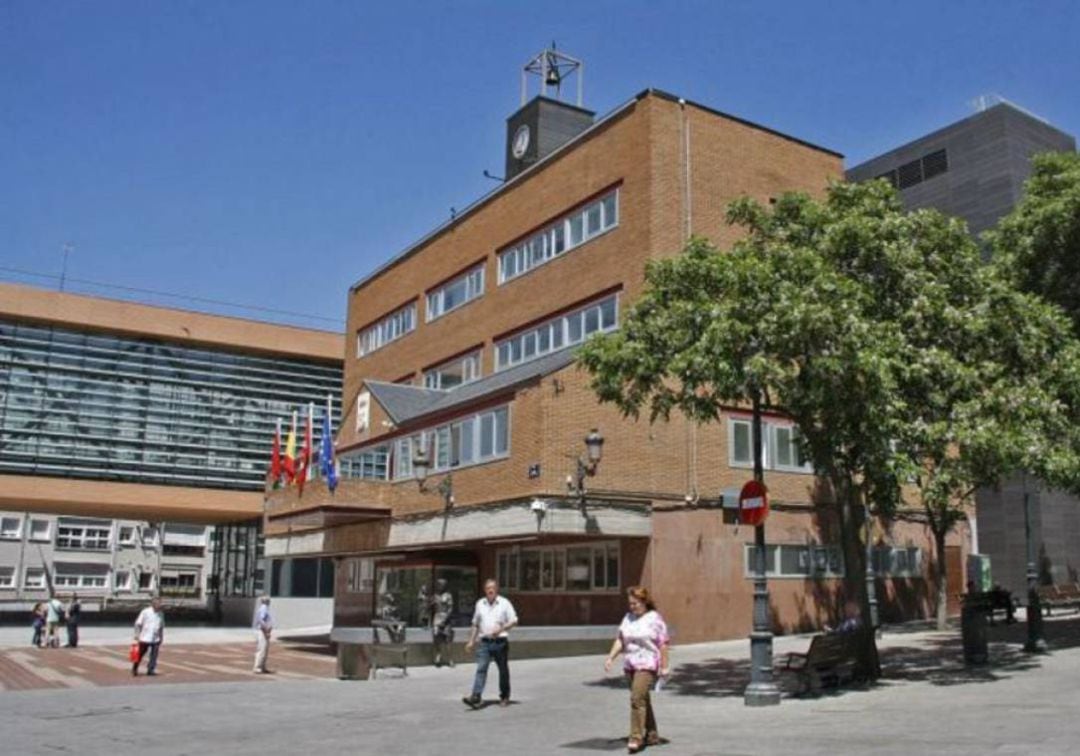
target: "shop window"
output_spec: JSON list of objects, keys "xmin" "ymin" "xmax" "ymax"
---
[
  {"xmin": 498, "ymin": 542, "xmax": 620, "ymax": 593},
  {"xmin": 744, "ymin": 544, "xmax": 844, "ymax": 578}
]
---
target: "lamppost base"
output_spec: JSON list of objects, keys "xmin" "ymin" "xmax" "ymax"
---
[
  {"xmin": 743, "ymin": 681, "xmax": 781, "ymax": 707},
  {"xmin": 1024, "ymin": 638, "xmax": 1048, "ymax": 654}
]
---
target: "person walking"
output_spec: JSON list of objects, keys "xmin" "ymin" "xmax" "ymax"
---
[
  {"xmin": 431, "ymin": 578, "xmax": 455, "ymax": 668},
  {"xmin": 252, "ymin": 595, "xmax": 273, "ymax": 674},
  {"xmin": 132, "ymin": 597, "xmax": 165, "ymax": 676},
  {"xmin": 30, "ymin": 602, "xmax": 45, "ymax": 648},
  {"xmin": 604, "ymin": 586, "xmax": 670, "ymax": 754},
  {"xmin": 66, "ymin": 593, "xmax": 82, "ymax": 648},
  {"xmin": 45, "ymin": 594, "xmax": 65, "ymax": 648},
  {"xmin": 462, "ymin": 578, "xmax": 517, "ymax": 709}
]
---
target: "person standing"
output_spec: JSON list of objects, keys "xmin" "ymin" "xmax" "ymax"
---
[
  {"xmin": 30, "ymin": 602, "xmax": 45, "ymax": 648},
  {"xmin": 604, "ymin": 586, "xmax": 670, "ymax": 754},
  {"xmin": 45, "ymin": 594, "xmax": 65, "ymax": 648},
  {"xmin": 431, "ymin": 578, "xmax": 455, "ymax": 668},
  {"xmin": 252, "ymin": 595, "xmax": 273, "ymax": 674},
  {"xmin": 66, "ymin": 593, "xmax": 82, "ymax": 648},
  {"xmin": 132, "ymin": 597, "xmax": 164, "ymax": 676},
  {"xmin": 462, "ymin": 578, "xmax": 517, "ymax": 709}
]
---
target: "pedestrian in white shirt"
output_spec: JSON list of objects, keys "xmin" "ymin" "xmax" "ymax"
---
[
  {"xmin": 462, "ymin": 578, "xmax": 518, "ymax": 709},
  {"xmin": 132, "ymin": 597, "xmax": 164, "ymax": 676},
  {"xmin": 252, "ymin": 595, "xmax": 273, "ymax": 673}
]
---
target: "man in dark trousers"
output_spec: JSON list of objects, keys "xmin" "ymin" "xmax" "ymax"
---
[
  {"xmin": 462, "ymin": 579, "xmax": 518, "ymax": 709},
  {"xmin": 66, "ymin": 593, "xmax": 82, "ymax": 647}
]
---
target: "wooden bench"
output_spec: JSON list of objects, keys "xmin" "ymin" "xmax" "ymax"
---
[
  {"xmin": 781, "ymin": 632, "xmax": 861, "ymax": 695},
  {"xmin": 1037, "ymin": 583, "xmax": 1080, "ymax": 616},
  {"xmin": 369, "ymin": 619, "xmax": 408, "ymax": 679}
]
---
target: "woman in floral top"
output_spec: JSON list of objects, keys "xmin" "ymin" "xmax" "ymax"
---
[{"xmin": 604, "ymin": 586, "xmax": 670, "ymax": 753}]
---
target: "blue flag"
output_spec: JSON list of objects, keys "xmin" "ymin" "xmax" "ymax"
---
[{"xmin": 320, "ymin": 407, "xmax": 338, "ymax": 493}]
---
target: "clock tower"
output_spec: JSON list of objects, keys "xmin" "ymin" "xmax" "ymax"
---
[{"xmin": 505, "ymin": 45, "xmax": 594, "ymax": 181}]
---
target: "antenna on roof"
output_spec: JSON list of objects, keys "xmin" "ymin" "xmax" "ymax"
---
[
  {"xmin": 522, "ymin": 42, "xmax": 583, "ymax": 107},
  {"xmin": 969, "ymin": 93, "xmax": 1051, "ymax": 125}
]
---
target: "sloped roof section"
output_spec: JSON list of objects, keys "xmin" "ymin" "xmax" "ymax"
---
[
  {"xmin": 364, "ymin": 381, "xmax": 444, "ymax": 424},
  {"xmin": 365, "ymin": 347, "xmax": 580, "ymax": 428}
]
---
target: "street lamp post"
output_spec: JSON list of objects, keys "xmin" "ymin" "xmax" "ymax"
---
[
  {"xmin": 566, "ymin": 428, "xmax": 604, "ymax": 509},
  {"xmin": 1022, "ymin": 473, "xmax": 1047, "ymax": 653},
  {"xmin": 744, "ymin": 391, "xmax": 781, "ymax": 706},
  {"xmin": 864, "ymin": 503, "xmax": 880, "ymax": 633},
  {"xmin": 412, "ymin": 440, "xmax": 454, "ymax": 509}
]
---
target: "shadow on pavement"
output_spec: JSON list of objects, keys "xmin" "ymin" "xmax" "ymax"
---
[{"xmin": 582, "ymin": 614, "xmax": 1080, "ymax": 701}]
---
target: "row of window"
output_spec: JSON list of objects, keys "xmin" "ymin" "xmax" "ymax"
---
[
  {"xmin": 496, "ymin": 542, "xmax": 621, "ymax": 593},
  {"xmin": 358, "ymin": 302, "xmax": 417, "ymax": 357},
  {"xmin": 427, "ymin": 266, "xmax": 485, "ymax": 322},
  {"xmin": 341, "ymin": 405, "xmax": 511, "ymax": 481},
  {"xmin": 356, "ymin": 190, "xmax": 621, "ymax": 357},
  {"xmin": 1, "ymin": 517, "xmax": 162, "ymax": 549},
  {"xmin": 495, "ymin": 294, "xmax": 618, "ymax": 371},
  {"xmin": 728, "ymin": 417, "xmax": 813, "ymax": 474},
  {"xmin": 498, "ymin": 191, "xmax": 619, "ymax": 284},
  {"xmin": 0, "ymin": 566, "xmax": 176, "ymax": 592},
  {"xmin": 743, "ymin": 544, "xmax": 924, "ymax": 579},
  {"xmin": 423, "ymin": 350, "xmax": 482, "ymax": 390}
]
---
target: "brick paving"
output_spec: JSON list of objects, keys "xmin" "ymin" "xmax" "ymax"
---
[{"xmin": 0, "ymin": 640, "xmax": 336, "ymax": 691}]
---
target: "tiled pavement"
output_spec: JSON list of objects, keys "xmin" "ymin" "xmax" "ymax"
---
[{"xmin": 0, "ymin": 640, "xmax": 336, "ymax": 691}]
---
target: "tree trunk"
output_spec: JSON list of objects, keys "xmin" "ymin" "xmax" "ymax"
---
[
  {"xmin": 835, "ymin": 475, "xmax": 881, "ymax": 680},
  {"xmin": 933, "ymin": 524, "xmax": 949, "ymax": 631}
]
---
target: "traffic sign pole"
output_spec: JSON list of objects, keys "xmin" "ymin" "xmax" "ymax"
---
[{"xmin": 744, "ymin": 391, "xmax": 781, "ymax": 707}]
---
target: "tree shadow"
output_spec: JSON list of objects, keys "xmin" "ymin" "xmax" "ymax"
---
[{"xmin": 581, "ymin": 615, "xmax": 1080, "ymax": 701}]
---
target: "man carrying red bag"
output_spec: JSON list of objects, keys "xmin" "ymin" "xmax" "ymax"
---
[{"xmin": 132, "ymin": 597, "xmax": 165, "ymax": 676}]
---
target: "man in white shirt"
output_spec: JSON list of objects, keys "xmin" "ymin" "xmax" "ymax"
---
[
  {"xmin": 462, "ymin": 578, "xmax": 518, "ymax": 709},
  {"xmin": 132, "ymin": 597, "xmax": 164, "ymax": 676},
  {"xmin": 252, "ymin": 595, "xmax": 273, "ymax": 673}
]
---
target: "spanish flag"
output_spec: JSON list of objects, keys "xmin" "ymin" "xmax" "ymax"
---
[{"xmin": 283, "ymin": 411, "xmax": 298, "ymax": 483}]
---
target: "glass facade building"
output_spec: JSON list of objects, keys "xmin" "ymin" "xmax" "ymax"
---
[{"xmin": 0, "ymin": 319, "xmax": 342, "ymax": 491}]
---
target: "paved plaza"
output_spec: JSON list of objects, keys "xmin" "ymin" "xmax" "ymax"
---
[{"xmin": 2, "ymin": 615, "xmax": 1080, "ymax": 755}]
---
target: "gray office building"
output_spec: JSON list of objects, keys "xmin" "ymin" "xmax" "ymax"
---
[
  {"xmin": 849, "ymin": 99, "xmax": 1078, "ymax": 599},
  {"xmin": 847, "ymin": 99, "xmax": 1076, "ymax": 236}
]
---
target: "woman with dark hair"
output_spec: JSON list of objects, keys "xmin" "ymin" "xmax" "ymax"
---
[{"xmin": 604, "ymin": 586, "xmax": 670, "ymax": 753}]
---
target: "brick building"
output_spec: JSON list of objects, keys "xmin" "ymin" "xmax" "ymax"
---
[{"xmin": 265, "ymin": 87, "xmax": 946, "ymax": 651}]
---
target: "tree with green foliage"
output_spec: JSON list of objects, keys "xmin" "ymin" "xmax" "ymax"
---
[
  {"xmin": 578, "ymin": 180, "xmax": 1080, "ymax": 657},
  {"xmin": 991, "ymin": 152, "xmax": 1080, "ymax": 335}
]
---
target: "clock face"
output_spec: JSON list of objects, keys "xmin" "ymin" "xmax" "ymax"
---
[{"xmin": 512, "ymin": 124, "xmax": 531, "ymax": 159}]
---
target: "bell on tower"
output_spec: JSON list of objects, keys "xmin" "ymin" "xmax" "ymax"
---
[{"xmin": 505, "ymin": 44, "xmax": 594, "ymax": 181}]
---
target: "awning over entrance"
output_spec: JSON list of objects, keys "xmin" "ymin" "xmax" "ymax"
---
[{"xmin": 264, "ymin": 498, "xmax": 652, "ymax": 558}]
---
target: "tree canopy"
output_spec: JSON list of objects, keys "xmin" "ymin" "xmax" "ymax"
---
[
  {"xmin": 991, "ymin": 152, "xmax": 1080, "ymax": 336},
  {"xmin": 578, "ymin": 179, "xmax": 1080, "ymax": 631}
]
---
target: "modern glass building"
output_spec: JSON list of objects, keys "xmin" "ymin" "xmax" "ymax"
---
[{"xmin": 0, "ymin": 318, "xmax": 341, "ymax": 491}]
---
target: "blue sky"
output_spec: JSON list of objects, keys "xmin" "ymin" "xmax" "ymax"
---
[{"xmin": 2, "ymin": 1, "xmax": 1077, "ymax": 329}]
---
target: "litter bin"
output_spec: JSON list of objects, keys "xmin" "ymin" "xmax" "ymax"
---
[
  {"xmin": 336, "ymin": 642, "xmax": 370, "ymax": 680},
  {"xmin": 961, "ymin": 595, "xmax": 988, "ymax": 665}
]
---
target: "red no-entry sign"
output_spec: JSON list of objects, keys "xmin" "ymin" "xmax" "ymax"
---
[{"xmin": 738, "ymin": 479, "xmax": 769, "ymax": 526}]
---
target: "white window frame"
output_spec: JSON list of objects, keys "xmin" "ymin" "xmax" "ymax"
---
[
  {"xmin": 495, "ymin": 293, "xmax": 618, "ymax": 371},
  {"xmin": 114, "ymin": 570, "xmax": 132, "ymax": 591},
  {"xmin": 357, "ymin": 302, "xmax": 417, "ymax": 357},
  {"xmin": 743, "ymin": 543, "xmax": 845, "ymax": 579},
  {"xmin": 0, "ymin": 516, "xmax": 22, "ymax": 540},
  {"xmin": 872, "ymin": 546, "xmax": 923, "ymax": 578},
  {"xmin": 118, "ymin": 525, "xmax": 138, "ymax": 546},
  {"xmin": 54, "ymin": 570, "xmax": 109, "ymax": 590},
  {"xmin": 423, "ymin": 350, "xmax": 482, "ymax": 390},
  {"xmin": 137, "ymin": 572, "xmax": 155, "ymax": 592},
  {"xmin": 28, "ymin": 519, "xmax": 51, "ymax": 542},
  {"xmin": 24, "ymin": 567, "xmax": 46, "ymax": 589},
  {"xmin": 498, "ymin": 189, "xmax": 619, "ymax": 284},
  {"xmin": 0, "ymin": 566, "xmax": 15, "ymax": 588},
  {"xmin": 392, "ymin": 406, "xmax": 510, "ymax": 480},
  {"xmin": 142, "ymin": 527, "xmax": 160, "ymax": 548},
  {"xmin": 340, "ymin": 444, "xmax": 390, "ymax": 481},
  {"xmin": 728, "ymin": 418, "xmax": 813, "ymax": 474},
  {"xmin": 426, "ymin": 265, "xmax": 485, "ymax": 322},
  {"xmin": 56, "ymin": 523, "xmax": 112, "ymax": 551}
]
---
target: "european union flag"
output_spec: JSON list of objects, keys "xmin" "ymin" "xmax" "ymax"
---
[{"xmin": 320, "ymin": 407, "xmax": 339, "ymax": 493}]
